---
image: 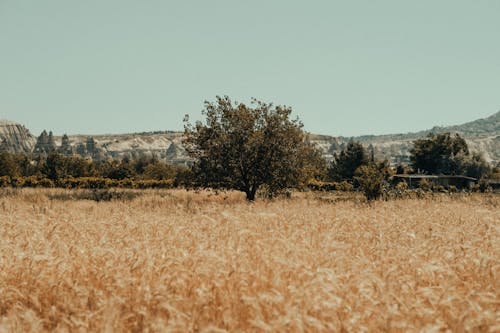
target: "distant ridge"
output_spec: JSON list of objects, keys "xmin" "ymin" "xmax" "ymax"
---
[
  {"xmin": 307, "ymin": 111, "xmax": 499, "ymax": 164},
  {"xmin": 437, "ymin": 111, "xmax": 499, "ymax": 135},
  {"xmin": 1, "ymin": 111, "xmax": 499, "ymax": 165}
]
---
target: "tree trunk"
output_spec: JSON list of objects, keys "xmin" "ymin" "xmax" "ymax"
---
[{"xmin": 245, "ymin": 186, "xmax": 257, "ymax": 201}]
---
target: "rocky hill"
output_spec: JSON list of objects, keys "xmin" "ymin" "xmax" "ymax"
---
[
  {"xmin": 309, "ymin": 111, "xmax": 500, "ymax": 165},
  {"xmin": 50, "ymin": 131, "xmax": 188, "ymax": 165},
  {"xmin": 0, "ymin": 120, "xmax": 36, "ymax": 153},
  {"xmin": 1, "ymin": 111, "xmax": 499, "ymax": 166}
]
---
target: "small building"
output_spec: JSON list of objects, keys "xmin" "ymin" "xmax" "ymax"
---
[{"xmin": 392, "ymin": 174, "xmax": 477, "ymax": 190}]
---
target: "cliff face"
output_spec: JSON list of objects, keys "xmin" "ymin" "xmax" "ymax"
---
[{"xmin": 0, "ymin": 121, "xmax": 36, "ymax": 153}]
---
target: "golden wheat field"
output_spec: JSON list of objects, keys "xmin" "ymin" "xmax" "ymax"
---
[{"xmin": 0, "ymin": 189, "xmax": 499, "ymax": 332}]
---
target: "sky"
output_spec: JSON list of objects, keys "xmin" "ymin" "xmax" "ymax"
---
[{"xmin": 1, "ymin": 1, "xmax": 499, "ymax": 136}]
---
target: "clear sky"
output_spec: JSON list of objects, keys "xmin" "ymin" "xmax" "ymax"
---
[{"xmin": 1, "ymin": 1, "xmax": 499, "ymax": 136}]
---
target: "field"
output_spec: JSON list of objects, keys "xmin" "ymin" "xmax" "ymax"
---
[{"xmin": 0, "ymin": 189, "xmax": 499, "ymax": 332}]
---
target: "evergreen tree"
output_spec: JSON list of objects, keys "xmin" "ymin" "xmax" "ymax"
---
[{"xmin": 328, "ymin": 140, "xmax": 369, "ymax": 182}]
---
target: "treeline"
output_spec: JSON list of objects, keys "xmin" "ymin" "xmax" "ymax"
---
[
  {"xmin": 1, "ymin": 93, "xmax": 499, "ymax": 201},
  {"xmin": 0, "ymin": 133, "xmax": 497, "ymax": 193},
  {"xmin": 0, "ymin": 152, "xmax": 191, "ymax": 189},
  {"xmin": 327, "ymin": 134, "xmax": 495, "ymax": 181}
]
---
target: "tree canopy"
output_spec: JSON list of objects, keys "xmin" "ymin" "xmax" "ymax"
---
[
  {"xmin": 410, "ymin": 133, "xmax": 468, "ymax": 175},
  {"xmin": 183, "ymin": 96, "xmax": 323, "ymax": 200},
  {"xmin": 328, "ymin": 140, "xmax": 368, "ymax": 182},
  {"xmin": 410, "ymin": 132, "xmax": 490, "ymax": 178}
]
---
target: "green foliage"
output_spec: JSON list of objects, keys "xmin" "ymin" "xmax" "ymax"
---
[
  {"xmin": 418, "ymin": 179, "xmax": 431, "ymax": 191},
  {"xmin": 410, "ymin": 133, "xmax": 468, "ymax": 175},
  {"xmin": 0, "ymin": 150, "xmax": 182, "ymax": 190},
  {"xmin": 184, "ymin": 96, "xmax": 322, "ymax": 200},
  {"xmin": 0, "ymin": 176, "xmax": 12, "ymax": 187},
  {"xmin": 354, "ymin": 161, "xmax": 391, "ymax": 201},
  {"xmin": 99, "ymin": 160, "xmax": 134, "ymax": 180},
  {"xmin": 0, "ymin": 152, "xmax": 20, "ymax": 177},
  {"xmin": 307, "ymin": 180, "xmax": 354, "ymax": 192},
  {"xmin": 453, "ymin": 152, "xmax": 491, "ymax": 179},
  {"xmin": 48, "ymin": 189, "xmax": 141, "ymax": 202},
  {"xmin": 143, "ymin": 162, "xmax": 177, "ymax": 180},
  {"xmin": 328, "ymin": 140, "xmax": 369, "ymax": 182},
  {"xmin": 21, "ymin": 176, "xmax": 54, "ymax": 188},
  {"xmin": 410, "ymin": 133, "xmax": 491, "ymax": 178}
]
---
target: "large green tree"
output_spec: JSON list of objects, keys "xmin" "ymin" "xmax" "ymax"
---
[
  {"xmin": 328, "ymin": 140, "xmax": 368, "ymax": 182},
  {"xmin": 183, "ymin": 96, "xmax": 322, "ymax": 200},
  {"xmin": 410, "ymin": 133, "xmax": 469, "ymax": 175},
  {"xmin": 44, "ymin": 153, "xmax": 94, "ymax": 180}
]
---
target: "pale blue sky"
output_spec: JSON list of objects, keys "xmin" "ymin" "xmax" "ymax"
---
[{"xmin": 1, "ymin": 1, "xmax": 499, "ymax": 136}]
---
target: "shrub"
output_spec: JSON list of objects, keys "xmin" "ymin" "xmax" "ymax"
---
[
  {"xmin": 434, "ymin": 185, "xmax": 447, "ymax": 193},
  {"xmin": 354, "ymin": 165, "xmax": 385, "ymax": 201},
  {"xmin": 38, "ymin": 178, "xmax": 55, "ymax": 188},
  {"xmin": 10, "ymin": 177, "xmax": 25, "ymax": 188},
  {"xmin": 471, "ymin": 183, "xmax": 481, "ymax": 192},
  {"xmin": 338, "ymin": 181, "xmax": 354, "ymax": 192},
  {"xmin": 0, "ymin": 176, "xmax": 11, "ymax": 187},
  {"xmin": 48, "ymin": 189, "xmax": 141, "ymax": 202},
  {"xmin": 418, "ymin": 179, "xmax": 432, "ymax": 191},
  {"xmin": 396, "ymin": 181, "xmax": 409, "ymax": 191}
]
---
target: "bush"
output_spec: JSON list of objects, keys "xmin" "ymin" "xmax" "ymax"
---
[
  {"xmin": 0, "ymin": 176, "xmax": 11, "ymax": 187},
  {"xmin": 471, "ymin": 183, "xmax": 481, "ymax": 192},
  {"xmin": 396, "ymin": 181, "xmax": 409, "ymax": 191},
  {"xmin": 433, "ymin": 185, "xmax": 447, "ymax": 193},
  {"xmin": 306, "ymin": 180, "xmax": 355, "ymax": 192},
  {"xmin": 338, "ymin": 181, "xmax": 354, "ymax": 192},
  {"xmin": 10, "ymin": 177, "xmax": 25, "ymax": 188},
  {"xmin": 20, "ymin": 176, "xmax": 54, "ymax": 188},
  {"xmin": 135, "ymin": 179, "xmax": 174, "ymax": 189},
  {"xmin": 418, "ymin": 179, "xmax": 432, "ymax": 191},
  {"xmin": 48, "ymin": 189, "xmax": 141, "ymax": 202},
  {"xmin": 354, "ymin": 165, "xmax": 386, "ymax": 201}
]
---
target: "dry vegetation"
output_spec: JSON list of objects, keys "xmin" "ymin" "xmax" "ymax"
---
[{"xmin": 0, "ymin": 189, "xmax": 499, "ymax": 332}]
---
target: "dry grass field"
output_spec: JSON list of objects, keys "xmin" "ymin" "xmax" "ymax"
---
[{"xmin": 0, "ymin": 189, "xmax": 499, "ymax": 332}]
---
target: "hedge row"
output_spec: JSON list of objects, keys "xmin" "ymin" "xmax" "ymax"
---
[
  {"xmin": 307, "ymin": 180, "xmax": 354, "ymax": 192},
  {"xmin": 0, "ymin": 176, "xmax": 174, "ymax": 189}
]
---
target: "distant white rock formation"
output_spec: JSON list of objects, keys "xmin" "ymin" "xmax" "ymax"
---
[{"xmin": 0, "ymin": 120, "xmax": 36, "ymax": 153}]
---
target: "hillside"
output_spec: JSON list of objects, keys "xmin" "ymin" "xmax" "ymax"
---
[
  {"xmin": 1, "ymin": 111, "xmax": 499, "ymax": 165},
  {"xmin": 0, "ymin": 120, "xmax": 36, "ymax": 153},
  {"xmin": 310, "ymin": 111, "xmax": 500, "ymax": 165}
]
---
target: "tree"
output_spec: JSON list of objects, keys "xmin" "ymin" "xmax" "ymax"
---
[
  {"xmin": 0, "ymin": 152, "xmax": 19, "ymax": 177},
  {"xmin": 98, "ymin": 159, "xmax": 134, "ymax": 180},
  {"xmin": 143, "ymin": 162, "xmax": 177, "ymax": 180},
  {"xmin": 354, "ymin": 160, "xmax": 391, "ymax": 201},
  {"xmin": 410, "ymin": 133, "xmax": 468, "ymax": 174},
  {"xmin": 183, "ymin": 96, "xmax": 321, "ymax": 201},
  {"xmin": 44, "ymin": 153, "xmax": 94, "ymax": 180},
  {"xmin": 328, "ymin": 140, "xmax": 368, "ymax": 182},
  {"xmin": 410, "ymin": 132, "xmax": 490, "ymax": 178},
  {"xmin": 453, "ymin": 151, "xmax": 491, "ymax": 179}
]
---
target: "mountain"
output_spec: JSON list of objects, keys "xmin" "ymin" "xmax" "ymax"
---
[
  {"xmin": 429, "ymin": 111, "xmax": 499, "ymax": 136},
  {"xmin": 2, "ymin": 111, "xmax": 499, "ymax": 165}
]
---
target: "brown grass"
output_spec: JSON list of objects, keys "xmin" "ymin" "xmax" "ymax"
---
[{"xmin": 1, "ymin": 189, "xmax": 499, "ymax": 332}]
